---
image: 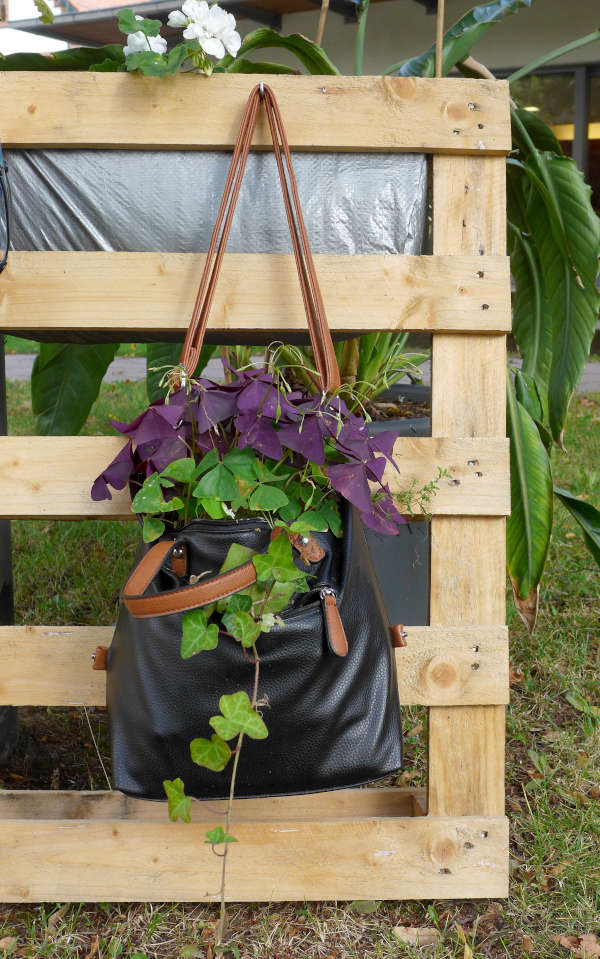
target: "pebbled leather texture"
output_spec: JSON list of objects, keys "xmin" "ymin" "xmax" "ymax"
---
[{"xmin": 107, "ymin": 502, "xmax": 402, "ymax": 800}]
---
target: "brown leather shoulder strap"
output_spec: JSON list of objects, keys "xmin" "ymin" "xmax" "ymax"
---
[
  {"xmin": 122, "ymin": 539, "xmax": 257, "ymax": 619},
  {"xmin": 179, "ymin": 83, "xmax": 340, "ymax": 394}
]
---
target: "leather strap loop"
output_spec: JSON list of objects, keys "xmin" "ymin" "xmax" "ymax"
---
[
  {"xmin": 179, "ymin": 83, "xmax": 340, "ymax": 394},
  {"xmin": 122, "ymin": 539, "xmax": 257, "ymax": 619}
]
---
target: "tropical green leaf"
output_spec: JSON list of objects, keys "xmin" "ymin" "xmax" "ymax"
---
[
  {"xmin": 190, "ymin": 734, "xmax": 231, "ymax": 771},
  {"xmin": 146, "ymin": 343, "xmax": 216, "ymax": 403},
  {"xmin": 219, "ymin": 29, "xmax": 340, "ymax": 75},
  {"xmin": 554, "ymin": 487, "xmax": 600, "ymax": 566},
  {"xmin": 506, "ymin": 374, "xmax": 553, "ymax": 630},
  {"xmin": 31, "ymin": 343, "xmax": 118, "ymax": 435},
  {"xmin": 513, "ymin": 370, "xmax": 552, "ymax": 449},
  {"xmin": 387, "ymin": 0, "xmax": 532, "ymax": 77},
  {"xmin": 224, "ymin": 58, "xmax": 298, "ymax": 74},
  {"xmin": 163, "ymin": 778, "xmax": 191, "ymax": 823},
  {"xmin": 0, "ymin": 45, "xmax": 124, "ymax": 71},
  {"xmin": 511, "ymin": 107, "xmax": 564, "ymax": 155},
  {"xmin": 33, "ymin": 0, "xmax": 54, "ymax": 24},
  {"xmin": 210, "ymin": 691, "xmax": 268, "ymax": 741},
  {"xmin": 181, "ymin": 608, "xmax": 220, "ymax": 658},
  {"xmin": 205, "ymin": 826, "xmax": 237, "ymax": 845}
]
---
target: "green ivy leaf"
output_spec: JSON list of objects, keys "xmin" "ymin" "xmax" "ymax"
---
[
  {"xmin": 224, "ymin": 593, "xmax": 253, "ymax": 614},
  {"xmin": 204, "ymin": 825, "xmax": 238, "ymax": 845},
  {"xmin": 220, "ymin": 542, "xmax": 257, "ymax": 573},
  {"xmin": 261, "ymin": 580, "xmax": 296, "ymax": 614},
  {"xmin": 209, "ymin": 691, "xmax": 268, "ymax": 741},
  {"xmin": 190, "ymin": 734, "xmax": 232, "ymax": 771},
  {"xmin": 253, "ymin": 532, "xmax": 301, "ymax": 583},
  {"xmin": 248, "ymin": 485, "xmax": 289, "ymax": 511},
  {"xmin": 163, "ymin": 777, "xmax": 191, "ymax": 823},
  {"xmin": 194, "ymin": 464, "xmax": 239, "ymax": 501},
  {"xmin": 118, "ymin": 7, "xmax": 162, "ymax": 36},
  {"xmin": 161, "ymin": 458, "xmax": 196, "ymax": 482},
  {"xmin": 181, "ymin": 608, "xmax": 219, "ymax": 658},
  {"xmin": 221, "ymin": 610, "xmax": 262, "ymax": 647},
  {"xmin": 142, "ymin": 515, "xmax": 165, "ymax": 543}
]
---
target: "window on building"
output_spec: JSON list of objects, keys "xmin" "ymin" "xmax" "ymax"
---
[
  {"xmin": 590, "ymin": 76, "xmax": 600, "ymax": 214},
  {"xmin": 510, "ymin": 72, "xmax": 575, "ymax": 156}
]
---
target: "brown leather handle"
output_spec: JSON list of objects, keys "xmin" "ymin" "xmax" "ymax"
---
[
  {"xmin": 179, "ymin": 83, "xmax": 341, "ymax": 394},
  {"xmin": 122, "ymin": 539, "xmax": 257, "ymax": 619}
]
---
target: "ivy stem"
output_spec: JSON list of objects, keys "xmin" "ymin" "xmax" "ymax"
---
[{"xmin": 215, "ymin": 643, "xmax": 261, "ymax": 946}]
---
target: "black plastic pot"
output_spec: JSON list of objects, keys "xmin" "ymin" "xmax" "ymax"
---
[{"xmin": 366, "ymin": 384, "xmax": 431, "ymax": 628}]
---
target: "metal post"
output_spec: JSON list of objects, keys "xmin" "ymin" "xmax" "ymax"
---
[
  {"xmin": 573, "ymin": 65, "xmax": 590, "ymax": 180},
  {"xmin": 0, "ymin": 333, "xmax": 17, "ymax": 762}
]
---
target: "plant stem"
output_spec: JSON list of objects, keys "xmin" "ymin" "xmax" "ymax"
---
[
  {"xmin": 354, "ymin": 0, "xmax": 370, "ymax": 76},
  {"xmin": 508, "ymin": 29, "xmax": 600, "ymax": 85},
  {"xmin": 215, "ymin": 644, "xmax": 261, "ymax": 946}
]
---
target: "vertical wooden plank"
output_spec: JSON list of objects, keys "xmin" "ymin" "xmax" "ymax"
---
[{"xmin": 429, "ymin": 155, "xmax": 507, "ymax": 817}]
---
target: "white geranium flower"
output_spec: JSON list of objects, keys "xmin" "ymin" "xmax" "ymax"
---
[
  {"xmin": 167, "ymin": 0, "xmax": 241, "ymax": 59},
  {"xmin": 123, "ymin": 16, "xmax": 167, "ymax": 56}
]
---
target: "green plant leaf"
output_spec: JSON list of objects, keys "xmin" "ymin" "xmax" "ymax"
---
[
  {"xmin": 277, "ymin": 497, "xmax": 302, "ymax": 523},
  {"xmin": 511, "ymin": 107, "xmax": 563, "ymax": 155},
  {"xmin": 89, "ymin": 58, "xmax": 124, "ymax": 72},
  {"xmin": 198, "ymin": 497, "xmax": 226, "ymax": 519},
  {"xmin": 160, "ymin": 458, "xmax": 196, "ymax": 482},
  {"xmin": 317, "ymin": 499, "xmax": 343, "ymax": 537},
  {"xmin": 205, "ymin": 826, "xmax": 237, "ymax": 845},
  {"xmin": 248, "ymin": 485, "xmax": 289, "ymax": 511},
  {"xmin": 506, "ymin": 374, "xmax": 553, "ymax": 632},
  {"xmin": 221, "ymin": 610, "xmax": 262, "ymax": 647},
  {"xmin": 261, "ymin": 580, "xmax": 296, "ymax": 614},
  {"xmin": 142, "ymin": 515, "xmax": 165, "ymax": 543},
  {"xmin": 348, "ymin": 900, "xmax": 381, "ymax": 914},
  {"xmin": 131, "ymin": 473, "xmax": 183, "ymax": 514},
  {"xmin": 513, "ymin": 370, "xmax": 552, "ymax": 449},
  {"xmin": 181, "ymin": 608, "xmax": 219, "ymax": 658},
  {"xmin": 554, "ymin": 487, "xmax": 600, "ymax": 566},
  {"xmin": 163, "ymin": 778, "xmax": 191, "ymax": 823},
  {"xmin": 0, "ymin": 45, "xmax": 125, "ymax": 71},
  {"xmin": 33, "ymin": 0, "xmax": 54, "ymax": 24},
  {"xmin": 289, "ymin": 510, "xmax": 329, "ymax": 533},
  {"xmin": 146, "ymin": 343, "xmax": 216, "ymax": 403},
  {"xmin": 210, "ymin": 691, "xmax": 268, "ymax": 741},
  {"xmin": 387, "ymin": 0, "xmax": 531, "ymax": 77},
  {"xmin": 31, "ymin": 343, "xmax": 118, "ymax": 435},
  {"xmin": 195, "ymin": 448, "xmax": 220, "ymax": 476},
  {"xmin": 194, "ymin": 464, "xmax": 239, "ymax": 501},
  {"xmin": 219, "ymin": 29, "xmax": 340, "ymax": 75},
  {"xmin": 253, "ymin": 531, "xmax": 300, "ymax": 583},
  {"xmin": 190, "ymin": 734, "xmax": 232, "ymax": 771},
  {"xmin": 125, "ymin": 51, "xmax": 169, "ymax": 76},
  {"xmin": 118, "ymin": 7, "xmax": 162, "ymax": 36},
  {"xmin": 225, "ymin": 58, "xmax": 298, "ymax": 74},
  {"xmin": 220, "ymin": 542, "xmax": 257, "ymax": 573},
  {"xmin": 222, "ymin": 448, "xmax": 260, "ymax": 482},
  {"xmin": 224, "ymin": 593, "xmax": 253, "ymax": 614}
]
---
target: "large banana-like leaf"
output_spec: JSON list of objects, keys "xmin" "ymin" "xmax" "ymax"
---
[
  {"xmin": 220, "ymin": 30, "xmax": 340, "ymax": 75},
  {"xmin": 506, "ymin": 373, "xmax": 553, "ymax": 632},
  {"xmin": 385, "ymin": 0, "xmax": 531, "ymax": 77},
  {"xmin": 511, "ymin": 107, "xmax": 564, "ymax": 155},
  {"xmin": 146, "ymin": 342, "xmax": 217, "ymax": 403},
  {"xmin": 554, "ymin": 487, "xmax": 600, "ymax": 567},
  {"xmin": 0, "ymin": 45, "xmax": 124, "ymax": 71},
  {"xmin": 32, "ymin": 343, "xmax": 118, "ymax": 435}
]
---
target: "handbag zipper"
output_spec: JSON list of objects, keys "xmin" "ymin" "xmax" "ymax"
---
[{"xmin": 320, "ymin": 588, "xmax": 348, "ymax": 658}]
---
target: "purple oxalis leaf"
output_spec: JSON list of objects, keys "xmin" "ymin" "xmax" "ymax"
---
[
  {"xmin": 91, "ymin": 440, "xmax": 134, "ymax": 501},
  {"xmin": 277, "ymin": 415, "xmax": 325, "ymax": 465},
  {"xmin": 326, "ymin": 462, "xmax": 373, "ymax": 514},
  {"xmin": 235, "ymin": 411, "xmax": 283, "ymax": 460}
]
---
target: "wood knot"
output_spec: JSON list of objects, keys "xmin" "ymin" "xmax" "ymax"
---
[
  {"xmin": 429, "ymin": 834, "xmax": 459, "ymax": 868},
  {"xmin": 423, "ymin": 655, "xmax": 458, "ymax": 691}
]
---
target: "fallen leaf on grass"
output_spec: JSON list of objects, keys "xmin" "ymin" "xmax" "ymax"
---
[
  {"xmin": 393, "ymin": 926, "xmax": 441, "ymax": 947},
  {"xmin": 0, "ymin": 937, "xmax": 17, "ymax": 954},
  {"xmin": 47, "ymin": 904, "xmax": 70, "ymax": 933},
  {"xmin": 84, "ymin": 937, "xmax": 99, "ymax": 959},
  {"xmin": 553, "ymin": 933, "xmax": 600, "ymax": 957},
  {"xmin": 509, "ymin": 663, "xmax": 525, "ymax": 684},
  {"xmin": 522, "ymin": 935, "xmax": 534, "ymax": 953},
  {"xmin": 348, "ymin": 900, "xmax": 380, "ymax": 914}
]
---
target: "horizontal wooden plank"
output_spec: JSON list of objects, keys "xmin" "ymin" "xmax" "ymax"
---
[
  {"xmin": 0, "ymin": 793, "xmax": 509, "ymax": 901},
  {"xmin": 0, "ymin": 75, "xmax": 511, "ymax": 153},
  {"xmin": 0, "ymin": 436, "xmax": 509, "ymax": 519},
  {"xmin": 0, "ymin": 787, "xmax": 421, "ymax": 822},
  {"xmin": 0, "ymin": 624, "xmax": 508, "ymax": 707},
  {"xmin": 0, "ymin": 252, "xmax": 511, "ymax": 337}
]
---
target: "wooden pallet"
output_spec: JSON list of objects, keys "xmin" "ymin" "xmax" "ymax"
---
[{"xmin": 0, "ymin": 74, "xmax": 511, "ymax": 903}]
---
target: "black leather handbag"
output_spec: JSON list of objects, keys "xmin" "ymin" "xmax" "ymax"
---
[{"xmin": 106, "ymin": 83, "xmax": 402, "ymax": 801}]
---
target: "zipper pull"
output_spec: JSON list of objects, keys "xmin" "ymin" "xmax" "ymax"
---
[{"xmin": 320, "ymin": 588, "xmax": 348, "ymax": 658}]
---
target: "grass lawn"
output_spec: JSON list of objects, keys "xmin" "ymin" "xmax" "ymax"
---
[
  {"xmin": 4, "ymin": 336, "xmax": 145, "ymax": 357},
  {"xmin": 0, "ymin": 382, "xmax": 598, "ymax": 958}
]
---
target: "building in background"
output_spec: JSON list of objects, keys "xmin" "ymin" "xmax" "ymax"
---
[{"xmin": 1, "ymin": 0, "xmax": 599, "ymax": 207}]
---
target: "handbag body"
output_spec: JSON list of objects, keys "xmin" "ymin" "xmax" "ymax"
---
[{"xmin": 105, "ymin": 83, "xmax": 403, "ymax": 800}]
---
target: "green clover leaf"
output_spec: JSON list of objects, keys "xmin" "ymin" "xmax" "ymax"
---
[
  {"xmin": 131, "ymin": 472, "xmax": 183, "ymax": 514},
  {"xmin": 209, "ymin": 691, "xmax": 268, "ymax": 741},
  {"xmin": 198, "ymin": 496, "xmax": 226, "ymax": 519},
  {"xmin": 289, "ymin": 509, "xmax": 329, "ymax": 533},
  {"xmin": 220, "ymin": 542, "xmax": 256, "ymax": 573},
  {"xmin": 222, "ymin": 448, "xmax": 260, "ymax": 482},
  {"xmin": 160, "ymin": 457, "xmax": 196, "ymax": 482},
  {"xmin": 193, "ymin": 463, "xmax": 239, "ymax": 501},
  {"xmin": 190, "ymin": 734, "xmax": 232, "ymax": 771},
  {"xmin": 142, "ymin": 515, "xmax": 165, "ymax": 543},
  {"xmin": 248, "ymin": 485, "xmax": 289, "ymax": 511},
  {"xmin": 181, "ymin": 608, "xmax": 219, "ymax": 658},
  {"xmin": 163, "ymin": 777, "xmax": 191, "ymax": 823}
]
